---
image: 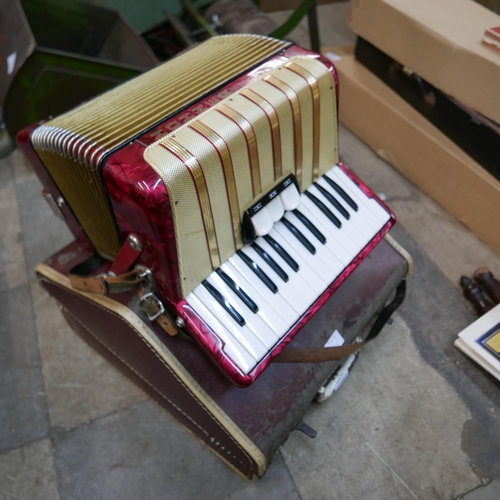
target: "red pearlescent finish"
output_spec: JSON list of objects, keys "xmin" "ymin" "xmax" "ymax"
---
[
  {"xmin": 17, "ymin": 124, "xmax": 90, "ymax": 246},
  {"xmin": 177, "ymin": 300, "xmax": 250, "ymax": 387},
  {"xmin": 103, "ymin": 143, "xmax": 181, "ymax": 305}
]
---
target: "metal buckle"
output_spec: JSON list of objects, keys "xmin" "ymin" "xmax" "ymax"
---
[
  {"xmin": 136, "ymin": 265, "xmax": 156, "ymax": 293},
  {"xmin": 138, "ymin": 292, "xmax": 165, "ymax": 322}
]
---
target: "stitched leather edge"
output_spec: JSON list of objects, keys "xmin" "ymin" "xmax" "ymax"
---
[
  {"xmin": 62, "ymin": 308, "xmax": 256, "ymax": 480},
  {"xmin": 35, "ymin": 263, "xmax": 267, "ymax": 477},
  {"xmin": 384, "ymin": 233, "xmax": 413, "ymax": 277}
]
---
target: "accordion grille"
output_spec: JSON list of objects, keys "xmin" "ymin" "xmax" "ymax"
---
[
  {"xmin": 36, "ymin": 150, "xmax": 121, "ymax": 258},
  {"xmin": 30, "ymin": 35, "xmax": 289, "ymax": 258},
  {"xmin": 145, "ymin": 56, "xmax": 338, "ymax": 297}
]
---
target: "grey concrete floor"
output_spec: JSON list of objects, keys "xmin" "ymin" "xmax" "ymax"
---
[{"xmin": 2, "ymin": 3, "xmax": 500, "ymax": 499}]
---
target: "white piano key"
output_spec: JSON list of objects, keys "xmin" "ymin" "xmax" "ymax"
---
[
  {"xmin": 280, "ymin": 183, "xmax": 301, "ymax": 210},
  {"xmin": 251, "ymin": 207, "xmax": 273, "ymax": 236},
  {"xmin": 219, "ymin": 262, "xmax": 291, "ymax": 337},
  {"xmin": 268, "ymin": 228, "xmax": 329, "ymax": 294},
  {"xmin": 274, "ymin": 220, "xmax": 337, "ymax": 288},
  {"xmin": 325, "ymin": 175, "xmax": 388, "ymax": 240},
  {"xmin": 296, "ymin": 202, "xmax": 354, "ymax": 266},
  {"xmin": 186, "ymin": 293, "xmax": 256, "ymax": 374},
  {"xmin": 240, "ymin": 245, "xmax": 309, "ymax": 315},
  {"xmin": 329, "ymin": 166, "xmax": 390, "ymax": 224},
  {"xmin": 307, "ymin": 185, "xmax": 368, "ymax": 249},
  {"xmin": 192, "ymin": 284, "xmax": 268, "ymax": 361},
  {"xmin": 326, "ymin": 169, "xmax": 391, "ymax": 238},
  {"xmin": 284, "ymin": 211, "xmax": 344, "ymax": 281},
  {"xmin": 300, "ymin": 196, "xmax": 361, "ymax": 256},
  {"xmin": 206, "ymin": 273, "xmax": 280, "ymax": 348},
  {"xmin": 256, "ymin": 236, "xmax": 318, "ymax": 307},
  {"xmin": 227, "ymin": 255, "xmax": 299, "ymax": 325},
  {"xmin": 266, "ymin": 195, "xmax": 285, "ymax": 222},
  {"xmin": 316, "ymin": 176, "xmax": 379, "ymax": 239}
]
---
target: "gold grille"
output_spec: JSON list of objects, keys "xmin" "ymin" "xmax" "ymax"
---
[
  {"xmin": 31, "ymin": 35, "xmax": 290, "ymax": 257},
  {"xmin": 145, "ymin": 56, "xmax": 338, "ymax": 297}
]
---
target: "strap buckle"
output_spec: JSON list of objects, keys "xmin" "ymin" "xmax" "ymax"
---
[
  {"xmin": 138, "ymin": 292, "xmax": 165, "ymax": 322},
  {"xmin": 136, "ymin": 266, "xmax": 156, "ymax": 294}
]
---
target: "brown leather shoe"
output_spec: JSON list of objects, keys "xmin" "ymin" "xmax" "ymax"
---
[
  {"xmin": 474, "ymin": 267, "xmax": 500, "ymax": 305},
  {"xmin": 460, "ymin": 276, "xmax": 494, "ymax": 316}
]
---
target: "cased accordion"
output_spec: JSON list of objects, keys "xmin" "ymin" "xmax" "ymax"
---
[{"xmin": 19, "ymin": 35, "xmax": 396, "ymax": 387}]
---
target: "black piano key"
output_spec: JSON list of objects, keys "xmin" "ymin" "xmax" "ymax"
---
[
  {"xmin": 202, "ymin": 280, "xmax": 246, "ymax": 326},
  {"xmin": 237, "ymin": 250, "xmax": 278, "ymax": 294},
  {"xmin": 292, "ymin": 209, "xmax": 326, "ymax": 244},
  {"xmin": 323, "ymin": 175, "xmax": 358, "ymax": 211},
  {"xmin": 281, "ymin": 217, "xmax": 316, "ymax": 255},
  {"xmin": 314, "ymin": 182, "xmax": 350, "ymax": 220},
  {"xmin": 251, "ymin": 243, "xmax": 289, "ymax": 283},
  {"xmin": 304, "ymin": 191, "xmax": 342, "ymax": 229},
  {"xmin": 215, "ymin": 269, "xmax": 259, "ymax": 313},
  {"xmin": 263, "ymin": 235, "xmax": 300, "ymax": 272}
]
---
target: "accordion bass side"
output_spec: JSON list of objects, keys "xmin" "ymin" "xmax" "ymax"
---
[{"xmin": 19, "ymin": 35, "xmax": 396, "ymax": 387}]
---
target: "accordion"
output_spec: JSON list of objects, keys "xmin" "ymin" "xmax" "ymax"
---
[{"xmin": 19, "ymin": 35, "xmax": 395, "ymax": 387}]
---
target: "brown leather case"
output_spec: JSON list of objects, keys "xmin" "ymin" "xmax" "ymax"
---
[{"xmin": 36, "ymin": 236, "xmax": 409, "ymax": 480}]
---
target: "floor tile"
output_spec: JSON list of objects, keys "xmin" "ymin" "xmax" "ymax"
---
[
  {"xmin": 462, "ymin": 480, "xmax": 500, "ymax": 500},
  {"xmin": 0, "ymin": 153, "xmax": 15, "ymax": 186},
  {"xmin": 0, "ymin": 286, "xmax": 49, "ymax": 453},
  {"xmin": 31, "ymin": 283, "xmax": 146, "ymax": 429},
  {"xmin": 15, "ymin": 178, "xmax": 73, "ymax": 283},
  {"xmin": 0, "ymin": 438, "xmax": 60, "ymax": 500},
  {"xmin": 0, "ymin": 184, "xmax": 28, "ymax": 292},
  {"xmin": 281, "ymin": 313, "xmax": 481, "ymax": 500},
  {"xmin": 52, "ymin": 400, "xmax": 301, "ymax": 500},
  {"xmin": 12, "ymin": 149, "xmax": 39, "ymax": 184},
  {"xmin": 389, "ymin": 224, "xmax": 500, "ymax": 481}
]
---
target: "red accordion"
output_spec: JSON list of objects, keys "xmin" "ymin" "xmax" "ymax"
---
[{"xmin": 19, "ymin": 35, "xmax": 395, "ymax": 387}]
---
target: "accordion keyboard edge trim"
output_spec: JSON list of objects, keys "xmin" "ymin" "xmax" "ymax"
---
[{"xmin": 173, "ymin": 163, "xmax": 396, "ymax": 388}]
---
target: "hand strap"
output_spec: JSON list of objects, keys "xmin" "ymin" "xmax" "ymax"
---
[
  {"xmin": 69, "ymin": 252, "xmax": 179, "ymax": 337},
  {"xmin": 69, "ymin": 268, "xmax": 144, "ymax": 295},
  {"xmin": 274, "ymin": 280, "xmax": 406, "ymax": 363}
]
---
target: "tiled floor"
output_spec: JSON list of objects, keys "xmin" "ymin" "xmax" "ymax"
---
[{"xmin": 1, "ymin": 3, "xmax": 500, "ymax": 499}]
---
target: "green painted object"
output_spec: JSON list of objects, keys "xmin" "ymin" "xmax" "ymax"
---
[{"xmin": 1, "ymin": 0, "xmax": 158, "ymax": 140}]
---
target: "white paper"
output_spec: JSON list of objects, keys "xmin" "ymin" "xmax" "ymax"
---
[
  {"xmin": 7, "ymin": 52, "xmax": 17, "ymax": 75},
  {"xmin": 324, "ymin": 329, "xmax": 345, "ymax": 348},
  {"xmin": 456, "ymin": 303, "xmax": 500, "ymax": 380}
]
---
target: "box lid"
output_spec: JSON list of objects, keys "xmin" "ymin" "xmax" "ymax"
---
[{"xmin": 349, "ymin": 0, "xmax": 500, "ymax": 124}]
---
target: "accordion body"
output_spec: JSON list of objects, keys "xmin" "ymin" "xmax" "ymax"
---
[{"xmin": 19, "ymin": 35, "xmax": 395, "ymax": 387}]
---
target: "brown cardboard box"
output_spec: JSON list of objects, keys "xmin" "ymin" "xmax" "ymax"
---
[
  {"xmin": 348, "ymin": 0, "xmax": 500, "ymax": 125},
  {"xmin": 326, "ymin": 45, "xmax": 500, "ymax": 254}
]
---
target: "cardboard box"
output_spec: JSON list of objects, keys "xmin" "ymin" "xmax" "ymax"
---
[
  {"xmin": 326, "ymin": 46, "xmax": 500, "ymax": 254},
  {"xmin": 348, "ymin": 0, "xmax": 500, "ymax": 125}
]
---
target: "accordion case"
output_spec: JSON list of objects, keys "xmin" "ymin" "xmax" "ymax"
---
[
  {"xmin": 19, "ymin": 35, "xmax": 396, "ymax": 387},
  {"xmin": 36, "ymin": 235, "xmax": 410, "ymax": 479}
]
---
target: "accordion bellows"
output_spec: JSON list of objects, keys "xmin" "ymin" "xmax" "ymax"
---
[
  {"xmin": 30, "ymin": 35, "xmax": 290, "ymax": 259},
  {"xmin": 144, "ymin": 56, "xmax": 338, "ymax": 296}
]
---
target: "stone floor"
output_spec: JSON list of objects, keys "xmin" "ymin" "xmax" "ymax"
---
[{"xmin": 2, "ymin": 2, "xmax": 500, "ymax": 499}]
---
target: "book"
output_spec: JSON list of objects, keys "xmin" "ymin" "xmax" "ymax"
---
[{"xmin": 455, "ymin": 304, "xmax": 500, "ymax": 381}]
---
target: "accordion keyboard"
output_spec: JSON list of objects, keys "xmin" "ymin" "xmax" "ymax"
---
[{"xmin": 185, "ymin": 165, "xmax": 391, "ymax": 373}]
